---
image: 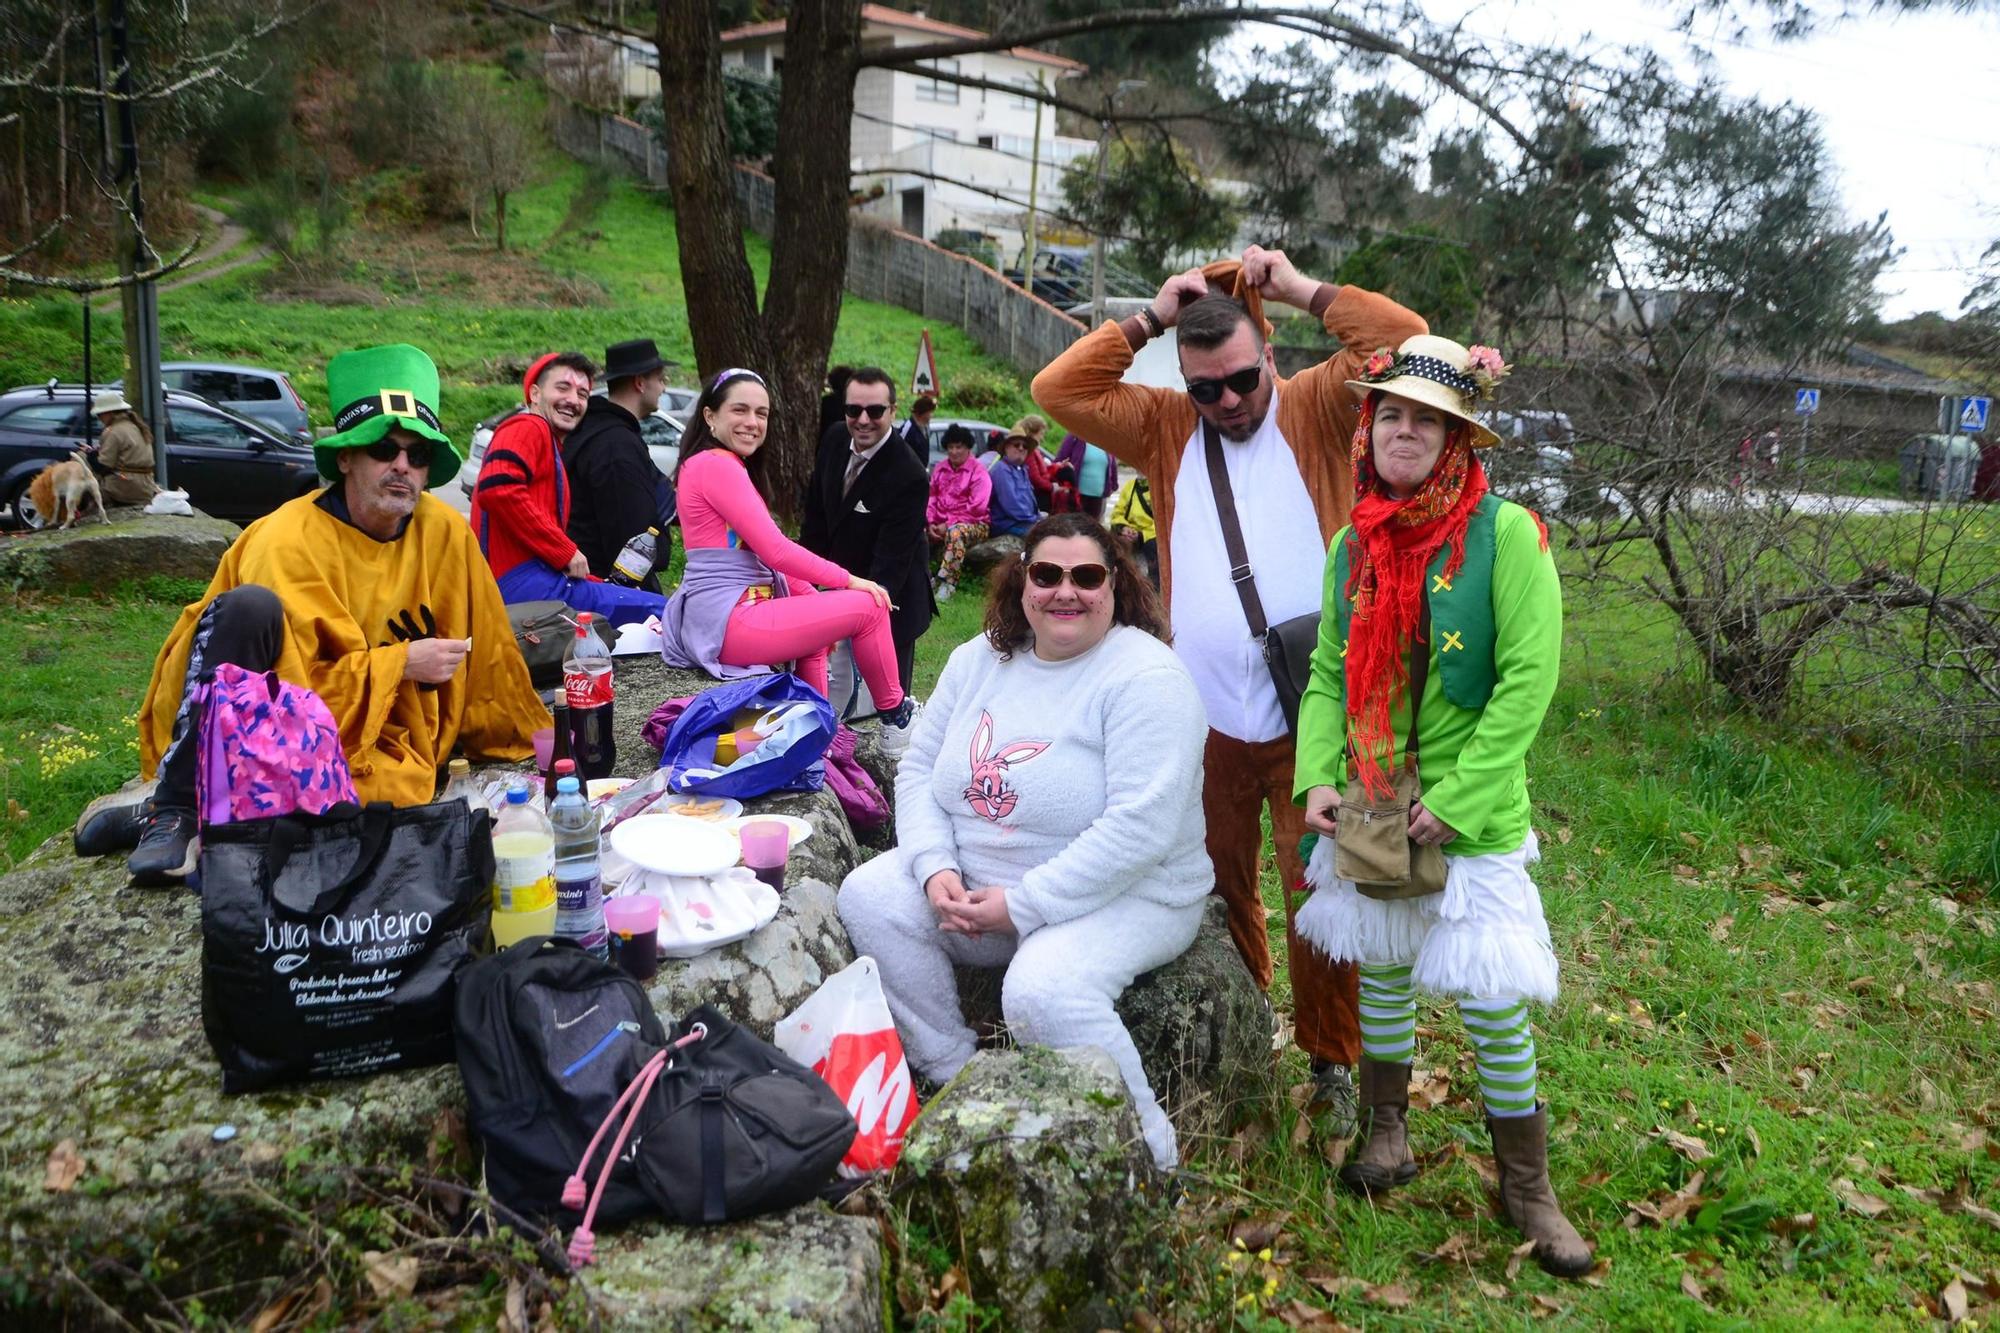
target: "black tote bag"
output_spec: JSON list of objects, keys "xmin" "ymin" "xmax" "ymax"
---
[{"xmin": 198, "ymin": 799, "xmax": 494, "ymax": 1093}]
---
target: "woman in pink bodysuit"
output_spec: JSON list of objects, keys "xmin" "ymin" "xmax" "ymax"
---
[{"xmin": 659, "ymin": 368, "xmax": 919, "ymax": 755}]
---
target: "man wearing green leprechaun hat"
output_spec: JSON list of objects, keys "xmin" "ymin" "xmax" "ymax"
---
[{"xmin": 73, "ymin": 343, "xmax": 551, "ymax": 885}]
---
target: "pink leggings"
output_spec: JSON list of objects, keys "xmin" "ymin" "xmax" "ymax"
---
[{"xmin": 718, "ymin": 587, "xmax": 905, "ymax": 710}]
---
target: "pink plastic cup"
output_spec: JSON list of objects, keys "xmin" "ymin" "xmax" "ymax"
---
[
  {"xmin": 738, "ymin": 819, "xmax": 791, "ymax": 892},
  {"xmin": 604, "ymin": 895, "xmax": 661, "ymax": 980},
  {"xmin": 531, "ymin": 727, "xmax": 555, "ymax": 772}
]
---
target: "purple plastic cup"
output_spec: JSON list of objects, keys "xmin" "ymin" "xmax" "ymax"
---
[
  {"xmin": 604, "ymin": 895, "xmax": 661, "ymax": 980},
  {"xmin": 531, "ymin": 727, "xmax": 556, "ymax": 772},
  {"xmin": 738, "ymin": 819, "xmax": 790, "ymax": 892}
]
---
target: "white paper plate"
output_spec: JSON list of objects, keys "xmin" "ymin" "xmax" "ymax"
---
[
  {"xmin": 723, "ymin": 813, "xmax": 814, "ymax": 849},
  {"xmin": 608, "ymin": 814, "xmax": 742, "ymax": 877},
  {"xmin": 621, "ymin": 867, "xmax": 780, "ymax": 958},
  {"xmin": 657, "ymin": 793, "xmax": 744, "ymax": 824}
]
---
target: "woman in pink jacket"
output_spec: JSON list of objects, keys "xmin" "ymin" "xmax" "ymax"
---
[
  {"xmin": 926, "ymin": 424, "xmax": 992, "ymax": 603},
  {"xmin": 658, "ymin": 368, "xmax": 919, "ymax": 755}
]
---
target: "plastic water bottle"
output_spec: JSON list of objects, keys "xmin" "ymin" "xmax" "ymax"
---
[
  {"xmin": 611, "ymin": 526, "xmax": 660, "ymax": 586},
  {"xmin": 564, "ymin": 611, "xmax": 616, "ymax": 780},
  {"xmin": 549, "ymin": 774, "xmax": 608, "ymax": 959},
  {"xmin": 440, "ymin": 757, "xmax": 487, "ymax": 814},
  {"xmin": 490, "ymin": 780, "xmax": 556, "ymax": 949}
]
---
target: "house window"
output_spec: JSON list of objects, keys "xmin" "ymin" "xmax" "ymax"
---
[
  {"xmin": 1009, "ymin": 77, "xmax": 1036, "ymax": 109},
  {"xmin": 917, "ymin": 126, "xmax": 958, "ymax": 142},
  {"xmin": 743, "ymin": 48, "xmax": 766, "ymax": 73},
  {"xmin": 913, "ymin": 59, "xmax": 960, "ymax": 104},
  {"xmin": 976, "ymin": 134, "xmax": 995, "ymax": 149}
]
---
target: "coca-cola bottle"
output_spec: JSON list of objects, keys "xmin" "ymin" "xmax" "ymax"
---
[{"xmin": 563, "ymin": 611, "xmax": 616, "ymax": 780}]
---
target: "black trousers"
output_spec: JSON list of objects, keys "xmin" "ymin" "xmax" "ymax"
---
[
  {"xmin": 893, "ymin": 633, "xmax": 919, "ymax": 694},
  {"xmin": 154, "ymin": 584, "xmax": 286, "ymax": 810}
]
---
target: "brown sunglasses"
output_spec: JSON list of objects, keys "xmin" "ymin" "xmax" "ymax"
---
[{"xmin": 1025, "ymin": 560, "xmax": 1109, "ymax": 591}]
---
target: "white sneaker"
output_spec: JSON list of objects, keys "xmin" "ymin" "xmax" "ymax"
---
[{"xmin": 877, "ymin": 699, "xmax": 919, "ymax": 759}]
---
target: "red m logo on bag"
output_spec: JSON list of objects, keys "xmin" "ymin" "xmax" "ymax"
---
[{"xmin": 821, "ymin": 1030, "xmax": 915, "ymax": 1143}]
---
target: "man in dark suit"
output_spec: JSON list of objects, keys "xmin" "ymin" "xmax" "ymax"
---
[
  {"xmin": 897, "ymin": 395, "xmax": 936, "ymax": 466},
  {"xmin": 801, "ymin": 366, "xmax": 933, "ymax": 700},
  {"xmin": 563, "ymin": 337, "xmax": 674, "ymax": 591}
]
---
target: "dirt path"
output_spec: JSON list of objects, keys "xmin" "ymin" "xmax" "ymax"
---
[{"xmin": 91, "ymin": 203, "xmax": 267, "ymax": 308}]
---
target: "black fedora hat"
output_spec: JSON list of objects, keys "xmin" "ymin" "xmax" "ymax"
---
[{"xmin": 603, "ymin": 338, "xmax": 668, "ymax": 381}]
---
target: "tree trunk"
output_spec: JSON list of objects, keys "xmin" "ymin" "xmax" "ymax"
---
[
  {"xmin": 758, "ymin": 0, "xmax": 863, "ymax": 519},
  {"xmin": 495, "ymin": 188, "xmax": 507, "ymax": 252},
  {"xmin": 657, "ymin": 0, "xmax": 772, "ymax": 386}
]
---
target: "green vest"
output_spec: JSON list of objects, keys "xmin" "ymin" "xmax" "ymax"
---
[{"xmin": 1331, "ymin": 493, "xmax": 1502, "ymax": 711}]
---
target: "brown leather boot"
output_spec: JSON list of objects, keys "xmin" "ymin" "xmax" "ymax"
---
[
  {"xmin": 1337, "ymin": 1059, "xmax": 1419, "ymax": 1196},
  {"xmin": 1488, "ymin": 1106, "xmax": 1594, "ymax": 1277}
]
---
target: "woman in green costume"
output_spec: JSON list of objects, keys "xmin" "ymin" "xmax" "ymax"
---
[{"xmin": 1294, "ymin": 334, "xmax": 1591, "ymax": 1278}]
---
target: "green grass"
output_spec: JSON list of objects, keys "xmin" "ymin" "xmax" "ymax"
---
[{"xmin": 1, "ymin": 109, "xmax": 1037, "ymax": 445}]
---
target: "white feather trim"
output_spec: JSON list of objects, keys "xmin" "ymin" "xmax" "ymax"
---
[
  {"xmin": 1294, "ymin": 876, "xmax": 1432, "ymax": 967},
  {"xmin": 1412, "ymin": 924, "xmax": 1559, "ymax": 1004}
]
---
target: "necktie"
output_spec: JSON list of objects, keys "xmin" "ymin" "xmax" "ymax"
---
[{"xmin": 843, "ymin": 449, "xmax": 867, "ymax": 497}]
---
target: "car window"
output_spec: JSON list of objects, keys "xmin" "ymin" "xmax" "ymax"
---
[
  {"xmin": 161, "ymin": 370, "xmax": 191, "ymax": 391},
  {"xmin": 0, "ymin": 403, "xmax": 85, "ymax": 435},
  {"xmin": 170, "ymin": 407, "xmax": 264, "ymax": 449},
  {"xmin": 235, "ymin": 374, "xmax": 283, "ymax": 402},
  {"xmin": 182, "ymin": 370, "xmax": 241, "ymax": 403},
  {"xmin": 638, "ymin": 415, "xmax": 681, "ymax": 449}
]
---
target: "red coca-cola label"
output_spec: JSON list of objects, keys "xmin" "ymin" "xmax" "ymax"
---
[{"xmin": 564, "ymin": 665, "xmax": 614, "ymax": 710}]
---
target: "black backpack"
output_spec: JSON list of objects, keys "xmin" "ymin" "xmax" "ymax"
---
[{"xmin": 453, "ymin": 938, "xmax": 856, "ymax": 1246}]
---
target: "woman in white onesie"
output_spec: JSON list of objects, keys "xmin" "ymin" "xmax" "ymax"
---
[{"xmin": 837, "ymin": 513, "xmax": 1213, "ymax": 1170}]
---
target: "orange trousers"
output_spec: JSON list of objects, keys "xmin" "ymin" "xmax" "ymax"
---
[{"xmin": 1203, "ymin": 729, "xmax": 1360, "ymax": 1066}]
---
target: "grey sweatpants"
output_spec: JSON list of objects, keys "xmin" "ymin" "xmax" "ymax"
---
[{"xmin": 837, "ymin": 852, "xmax": 1202, "ymax": 1169}]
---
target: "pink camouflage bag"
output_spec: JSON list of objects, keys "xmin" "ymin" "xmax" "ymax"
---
[{"xmin": 196, "ymin": 663, "xmax": 359, "ymax": 827}]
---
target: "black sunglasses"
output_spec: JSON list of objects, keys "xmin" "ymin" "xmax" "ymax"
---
[
  {"xmin": 1185, "ymin": 364, "xmax": 1263, "ymax": 405},
  {"xmin": 1026, "ymin": 560, "xmax": 1109, "ymax": 591},
  {"xmin": 843, "ymin": 403, "xmax": 890, "ymax": 421},
  {"xmin": 363, "ymin": 439, "xmax": 435, "ymax": 468}
]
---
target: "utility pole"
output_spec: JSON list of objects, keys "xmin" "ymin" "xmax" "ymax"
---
[
  {"xmin": 1088, "ymin": 79, "xmax": 1144, "ymax": 328},
  {"xmin": 105, "ymin": 0, "xmax": 167, "ymax": 486},
  {"xmin": 1021, "ymin": 70, "xmax": 1043, "ymax": 297}
]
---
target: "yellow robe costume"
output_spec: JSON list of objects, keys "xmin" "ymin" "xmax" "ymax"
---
[{"xmin": 140, "ymin": 491, "xmax": 549, "ymax": 806}]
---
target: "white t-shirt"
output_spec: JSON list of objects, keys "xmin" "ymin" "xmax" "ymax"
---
[{"xmin": 1168, "ymin": 389, "xmax": 1327, "ymax": 742}]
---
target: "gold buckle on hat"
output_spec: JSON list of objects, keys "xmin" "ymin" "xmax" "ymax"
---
[{"xmin": 380, "ymin": 388, "xmax": 417, "ymax": 416}]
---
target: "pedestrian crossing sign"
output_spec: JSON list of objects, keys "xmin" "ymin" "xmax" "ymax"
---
[
  {"xmin": 1794, "ymin": 388, "xmax": 1820, "ymax": 415},
  {"xmin": 911, "ymin": 330, "xmax": 939, "ymax": 400},
  {"xmin": 1962, "ymin": 395, "xmax": 1992, "ymax": 433}
]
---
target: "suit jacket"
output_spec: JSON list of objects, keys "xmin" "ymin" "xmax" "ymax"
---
[
  {"xmin": 801, "ymin": 425, "xmax": 934, "ymax": 645},
  {"xmin": 897, "ymin": 419, "xmax": 930, "ymax": 466}
]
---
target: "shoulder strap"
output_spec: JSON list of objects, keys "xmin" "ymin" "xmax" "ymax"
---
[{"xmin": 1201, "ymin": 420, "xmax": 1269, "ymax": 639}]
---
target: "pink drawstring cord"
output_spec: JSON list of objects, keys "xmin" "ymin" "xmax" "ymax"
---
[{"xmin": 564, "ymin": 1023, "xmax": 706, "ymax": 1267}]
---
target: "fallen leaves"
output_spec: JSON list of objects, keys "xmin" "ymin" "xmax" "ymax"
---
[
  {"xmin": 1229, "ymin": 1214, "xmax": 1288, "ymax": 1251},
  {"xmin": 1680, "ymin": 1271, "xmax": 1711, "ymax": 1307},
  {"xmin": 1653, "ymin": 1126, "xmax": 1713, "ymax": 1163},
  {"xmin": 1420, "ymin": 1232, "xmax": 1483, "ymax": 1266},
  {"xmin": 1271, "ymin": 1298, "xmax": 1358, "ymax": 1330},
  {"xmin": 1708, "ymin": 913, "xmax": 1735, "ymax": 942},
  {"xmin": 1408, "ymin": 1068, "xmax": 1452, "ymax": 1112},
  {"xmin": 1830, "ymin": 1177, "xmax": 1892, "ymax": 1219},
  {"xmin": 1505, "ymin": 1239, "xmax": 1538, "ymax": 1280},
  {"xmin": 1942, "ymin": 1278, "xmax": 1970, "ymax": 1325},
  {"xmin": 43, "ymin": 1140, "xmax": 84, "ymax": 1193},
  {"xmin": 1624, "ymin": 1171, "xmax": 1708, "ymax": 1229},
  {"xmin": 359, "ymin": 1250, "xmax": 419, "ymax": 1302}
]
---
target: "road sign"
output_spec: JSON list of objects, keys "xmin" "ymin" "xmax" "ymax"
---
[
  {"xmin": 1794, "ymin": 388, "xmax": 1820, "ymax": 416},
  {"xmin": 1961, "ymin": 395, "xmax": 1992, "ymax": 433},
  {"xmin": 911, "ymin": 330, "xmax": 939, "ymax": 400}
]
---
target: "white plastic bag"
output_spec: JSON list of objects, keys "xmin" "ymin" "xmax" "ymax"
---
[
  {"xmin": 144, "ymin": 488, "xmax": 193, "ymax": 517},
  {"xmin": 774, "ymin": 956, "xmax": 918, "ymax": 1174}
]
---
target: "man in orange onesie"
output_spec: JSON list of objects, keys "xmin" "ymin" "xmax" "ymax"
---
[{"xmin": 1033, "ymin": 245, "xmax": 1426, "ymax": 1133}]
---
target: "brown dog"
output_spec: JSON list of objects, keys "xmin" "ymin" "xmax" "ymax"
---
[{"xmin": 26, "ymin": 452, "xmax": 108, "ymax": 529}]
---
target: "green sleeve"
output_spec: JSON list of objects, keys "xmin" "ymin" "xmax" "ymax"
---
[
  {"xmin": 1292, "ymin": 529, "xmax": 1353, "ymax": 803},
  {"xmin": 1420, "ymin": 505, "xmax": 1561, "ymax": 842}
]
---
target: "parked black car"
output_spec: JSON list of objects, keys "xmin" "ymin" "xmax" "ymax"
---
[{"xmin": 0, "ymin": 383, "xmax": 323, "ymax": 527}]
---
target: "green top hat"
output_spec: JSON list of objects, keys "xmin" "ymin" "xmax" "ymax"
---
[{"xmin": 314, "ymin": 343, "xmax": 460, "ymax": 489}]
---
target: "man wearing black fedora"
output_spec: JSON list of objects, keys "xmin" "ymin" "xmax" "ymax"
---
[{"xmin": 564, "ymin": 337, "xmax": 676, "ymax": 591}]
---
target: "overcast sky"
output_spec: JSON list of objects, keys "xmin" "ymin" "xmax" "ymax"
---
[
  {"xmin": 1232, "ymin": 1, "xmax": 1999, "ymax": 320},
  {"xmin": 1469, "ymin": 1, "xmax": 1999, "ymax": 319}
]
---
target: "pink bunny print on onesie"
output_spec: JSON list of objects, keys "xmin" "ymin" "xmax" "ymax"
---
[{"xmin": 962, "ymin": 711, "xmax": 1049, "ymax": 822}]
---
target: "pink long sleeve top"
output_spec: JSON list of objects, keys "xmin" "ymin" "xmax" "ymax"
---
[
  {"xmin": 926, "ymin": 456, "xmax": 992, "ymax": 528},
  {"xmin": 677, "ymin": 448, "xmax": 850, "ymax": 588}
]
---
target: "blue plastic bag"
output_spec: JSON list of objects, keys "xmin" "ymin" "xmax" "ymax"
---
[{"xmin": 654, "ymin": 673, "xmax": 836, "ymax": 799}]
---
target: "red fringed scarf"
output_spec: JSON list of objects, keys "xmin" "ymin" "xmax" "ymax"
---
[{"xmin": 1342, "ymin": 395, "xmax": 1489, "ymax": 798}]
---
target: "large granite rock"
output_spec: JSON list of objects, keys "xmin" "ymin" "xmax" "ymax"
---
[
  {"xmin": 895, "ymin": 1047, "xmax": 1162, "ymax": 1332},
  {"xmin": 0, "ymin": 835, "xmax": 871, "ymax": 1325},
  {"xmin": 955, "ymin": 898, "xmax": 1274, "ymax": 1141},
  {"xmin": 0, "ymin": 507, "xmax": 239, "ymax": 592},
  {"xmin": 588, "ymin": 1207, "xmax": 884, "ymax": 1331},
  {"xmin": 961, "ymin": 534, "xmax": 1024, "ymax": 579},
  {"xmin": 646, "ymin": 878, "xmax": 854, "ymax": 1041}
]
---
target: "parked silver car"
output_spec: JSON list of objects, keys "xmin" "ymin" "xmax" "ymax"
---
[{"xmin": 113, "ymin": 362, "xmax": 313, "ymax": 444}]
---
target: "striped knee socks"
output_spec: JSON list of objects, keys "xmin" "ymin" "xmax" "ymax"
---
[
  {"xmin": 1358, "ymin": 963, "xmax": 1417, "ymax": 1063},
  {"xmin": 1460, "ymin": 997, "xmax": 1538, "ymax": 1117}
]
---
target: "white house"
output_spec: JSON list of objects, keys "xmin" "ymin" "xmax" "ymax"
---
[{"xmin": 720, "ymin": 5, "xmax": 1096, "ymax": 248}]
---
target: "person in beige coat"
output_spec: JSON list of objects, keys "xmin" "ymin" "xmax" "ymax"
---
[{"xmin": 90, "ymin": 392, "xmax": 160, "ymax": 506}]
